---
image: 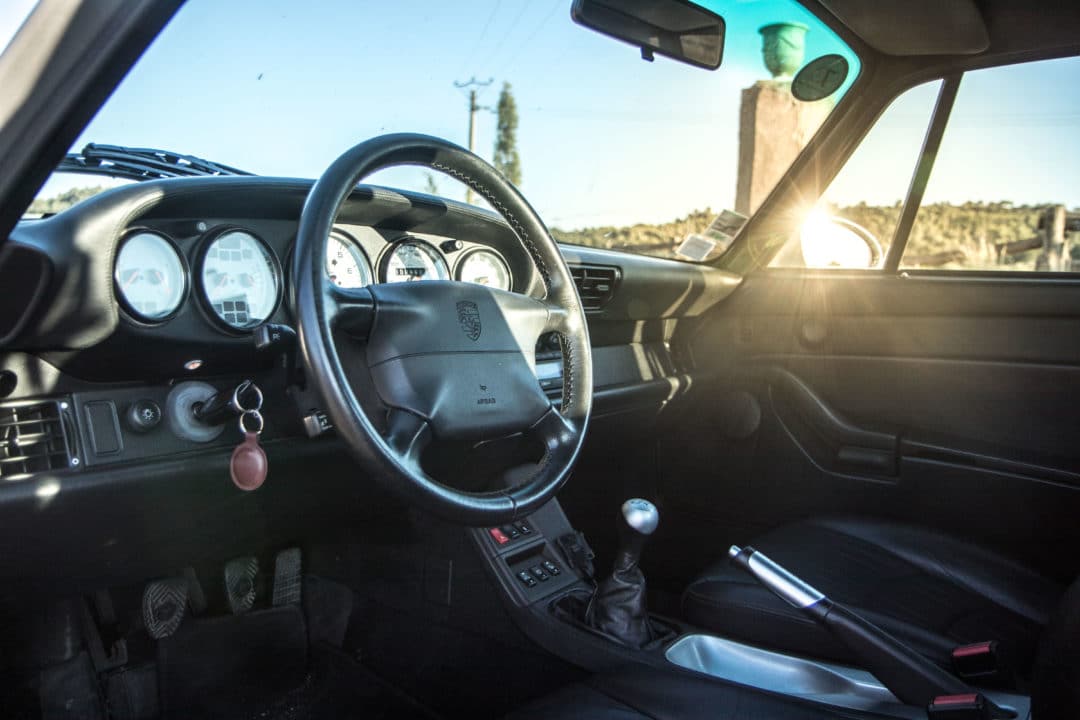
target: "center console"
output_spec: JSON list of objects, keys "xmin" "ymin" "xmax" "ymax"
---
[{"xmin": 472, "ymin": 499, "xmax": 1033, "ymax": 720}]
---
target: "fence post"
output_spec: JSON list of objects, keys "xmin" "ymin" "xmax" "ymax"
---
[{"xmin": 1036, "ymin": 204, "xmax": 1069, "ymax": 272}]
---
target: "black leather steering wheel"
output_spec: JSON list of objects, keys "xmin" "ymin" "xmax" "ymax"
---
[{"xmin": 293, "ymin": 134, "xmax": 592, "ymax": 526}]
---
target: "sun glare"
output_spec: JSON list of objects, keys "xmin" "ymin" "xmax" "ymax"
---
[{"xmin": 799, "ymin": 208, "xmax": 874, "ymax": 268}]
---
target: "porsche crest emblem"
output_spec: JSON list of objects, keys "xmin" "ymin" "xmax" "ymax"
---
[{"xmin": 456, "ymin": 301, "xmax": 481, "ymax": 341}]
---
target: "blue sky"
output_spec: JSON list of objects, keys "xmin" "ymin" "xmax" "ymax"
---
[{"xmin": 5, "ymin": 1, "xmax": 1079, "ymax": 225}]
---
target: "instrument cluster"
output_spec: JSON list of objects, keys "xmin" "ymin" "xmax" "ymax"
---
[{"xmin": 113, "ymin": 225, "xmax": 514, "ymax": 333}]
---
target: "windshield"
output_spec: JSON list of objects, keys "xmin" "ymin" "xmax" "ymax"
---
[{"xmin": 29, "ymin": 0, "xmax": 857, "ymax": 261}]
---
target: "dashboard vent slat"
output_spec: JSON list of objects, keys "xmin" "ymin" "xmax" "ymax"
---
[
  {"xmin": 0, "ymin": 401, "xmax": 74, "ymax": 479},
  {"xmin": 568, "ymin": 263, "xmax": 620, "ymax": 312}
]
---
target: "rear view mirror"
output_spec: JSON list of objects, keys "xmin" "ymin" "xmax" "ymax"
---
[{"xmin": 571, "ymin": 0, "xmax": 725, "ymax": 70}]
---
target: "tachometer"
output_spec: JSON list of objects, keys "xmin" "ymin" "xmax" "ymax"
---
[
  {"xmin": 199, "ymin": 230, "xmax": 281, "ymax": 330},
  {"xmin": 114, "ymin": 231, "xmax": 187, "ymax": 322},
  {"xmin": 326, "ymin": 232, "xmax": 372, "ymax": 289},
  {"xmin": 456, "ymin": 248, "xmax": 512, "ymax": 290},
  {"xmin": 382, "ymin": 240, "xmax": 450, "ymax": 283}
]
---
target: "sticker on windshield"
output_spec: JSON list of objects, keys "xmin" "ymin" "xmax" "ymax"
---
[{"xmin": 677, "ymin": 209, "xmax": 748, "ymax": 261}]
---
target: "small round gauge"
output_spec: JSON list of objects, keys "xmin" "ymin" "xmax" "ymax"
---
[
  {"xmin": 456, "ymin": 248, "xmax": 512, "ymax": 290},
  {"xmin": 382, "ymin": 240, "xmax": 450, "ymax": 283},
  {"xmin": 199, "ymin": 230, "xmax": 281, "ymax": 330},
  {"xmin": 326, "ymin": 232, "xmax": 373, "ymax": 289},
  {"xmin": 114, "ymin": 231, "xmax": 187, "ymax": 321}
]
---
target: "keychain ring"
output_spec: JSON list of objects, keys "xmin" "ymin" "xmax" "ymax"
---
[
  {"xmin": 239, "ymin": 409, "xmax": 264, "ymax": 435},
  {"xmin": 232, "ymin": 380, "xmax": 264, "ymax": 412}
]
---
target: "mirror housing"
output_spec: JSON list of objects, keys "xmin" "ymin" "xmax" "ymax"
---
[
  {"xmin": 571, "ymin": 0, "xmax": 725, "ymax": 70},
  {"xmin": 799, "ymin": 215, "xmax": 883, "ymax": 269}
]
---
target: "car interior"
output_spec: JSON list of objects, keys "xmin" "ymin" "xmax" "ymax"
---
[{"xmin": 0, "ymin": 0, "xmax": 1078, "ymax": 718}]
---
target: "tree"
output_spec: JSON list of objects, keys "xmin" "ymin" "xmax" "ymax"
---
[
  {"xmin": 493, "ymin": 82, "xmax": 522, "ymax": 186},
  {"xmin": 423, "ymin": 172, "xmax": 440, "ymax": 196}
]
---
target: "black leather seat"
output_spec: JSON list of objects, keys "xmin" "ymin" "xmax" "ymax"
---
[
  {"xmin": 682, "ymin": 517, "xmax": 1063, "ymax": 674},
  {"xmin": 505, "ymin": 666, "xmax": 869, "ymax": 720}
]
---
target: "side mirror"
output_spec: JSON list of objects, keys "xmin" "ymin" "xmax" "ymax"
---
[
  {"xmin": 571, "ymin": 0, "xmax": 725, "ymax": 70},
  {"xmin": 799, "ymin": 214, "xmax": 883, "ymax": 269}
]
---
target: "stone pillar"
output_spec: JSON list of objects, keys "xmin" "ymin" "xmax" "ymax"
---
[{"xmin": 734, "ymin": 23, "xmax": 832, "ymax": 216}]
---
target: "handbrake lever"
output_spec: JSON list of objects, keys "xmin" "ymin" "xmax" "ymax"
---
[{"xmin": 728, "ymin": 545, "xmax": 1007, "ymax": 717}]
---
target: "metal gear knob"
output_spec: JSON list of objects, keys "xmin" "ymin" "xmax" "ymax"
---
[{"xmin": 621, "ymin": 498, "xmax": 660, "ymax": 536}]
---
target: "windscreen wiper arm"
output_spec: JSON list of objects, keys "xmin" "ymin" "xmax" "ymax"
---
[{"xmin": 57, "ymin": 143, "xmax": 252, "ymax": 181}]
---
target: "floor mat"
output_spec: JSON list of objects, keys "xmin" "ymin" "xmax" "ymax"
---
[
  {"xmin": 156, "ymin": 603, "xmax": 437, "ymax": 720},
  {"xmin": 244, "ymin": 646, "xmax": 439, "ymax": 720},
  {"xmin": 158, "ymin": 605, "xmax": 309, "ymax": 719}
]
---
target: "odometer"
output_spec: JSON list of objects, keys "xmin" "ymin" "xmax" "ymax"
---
[
  {"xmin": 382, "ymin": 240, "xmax": 450, "ymax": 283},
  {"xmin": 199, "ymin": 230, "xmax": 280, "ymax": 330}
]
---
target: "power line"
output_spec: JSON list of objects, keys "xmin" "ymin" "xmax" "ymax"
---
[
  {"xmin": 502, "ymin": 0, "xmax": 561, "ymax": 74},
  {"xmin": 455, "ymin": 0, "xmax": 502, "ymax": 80},
  {"xmin": 473, "ymin": 0, "xmax": 529, "ymax": 72}
]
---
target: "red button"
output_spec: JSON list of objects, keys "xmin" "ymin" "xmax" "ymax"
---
[
  {"xmin": 931, "ymin": 694, "xmax": 979, "ymax": 707},
  {"xmin": 489, "ymin": 528, "xmax": 510, "ymax": 545}
]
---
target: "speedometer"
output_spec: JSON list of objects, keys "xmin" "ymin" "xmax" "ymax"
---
[
  {"xmin": 382, "ymin": 240, "xmax": 450, "ymax": 283},
  {"xmin": 456, "ymin": 248, "xmax": 512, "ymax": 290},
  {"xmin": 326, "ymin": 232, "xmax": 373, "ymax": 289},
  {"xmin": 199, "ymin": 230, "xmax": 281, "ymax": 330},
  {"xmin": 114, "ymin": 231, "xmax": 187, "ymax": 322}
]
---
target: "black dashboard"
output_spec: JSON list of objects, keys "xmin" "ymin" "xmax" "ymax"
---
[{"xmin": 0, "ymin": 175, "xmax": 738, "ymax": 492}]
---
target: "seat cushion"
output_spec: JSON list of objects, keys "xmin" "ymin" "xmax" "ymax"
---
[
  {"xmin": 682, "ymin": 517, "xmax": 1062, "ymax": 673},
  {"xmin": 505, "ymin": 666, "xmax": 874, "ymax": 720}
]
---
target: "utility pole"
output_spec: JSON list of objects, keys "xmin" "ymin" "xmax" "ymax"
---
[{"xmin": 454, "ymin": 76, "xmax": 493, "ymax": 204}]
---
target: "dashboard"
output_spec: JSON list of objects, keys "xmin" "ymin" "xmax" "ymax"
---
[
  {"xmin": 0, "ymin": 176, "xmax": 736, "ymax": 480},
  {"xmin": 0, "ymin": 175, "xmax": 739, "ymax": 585}
]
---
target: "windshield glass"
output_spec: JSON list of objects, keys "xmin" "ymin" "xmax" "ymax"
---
[{"xmin": 29, "ymin": 0, "xmax": 857, "ymax": 261}]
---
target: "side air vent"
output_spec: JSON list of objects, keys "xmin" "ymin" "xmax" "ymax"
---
[
  {"xmin": 569, "ymin": 263, "xmax": 621, "ymax": 312},
  {"xmin": 0, "ymin": 400, "xmax": 76, "ymax": 479}
]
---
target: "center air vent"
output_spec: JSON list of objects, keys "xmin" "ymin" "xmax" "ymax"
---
[
  {"xmin": 569, "ymin": 263, "xmax": 620, "ymax": 311},
  {"xmin": 0, "ymin": 400, "xmax": 75, "ymax": 479}
]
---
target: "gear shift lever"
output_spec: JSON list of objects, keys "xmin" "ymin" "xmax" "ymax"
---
[
  {"xmin": 585, "ymin": 499, "xmax": 659, "ymax": 648},
  {"xmin": 617, "ymin": 499, "xmax": 660, "ymax": 568}
]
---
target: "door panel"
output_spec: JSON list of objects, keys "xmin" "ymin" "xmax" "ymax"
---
[{"xmin": 656, "ymin": 273, "xmax": 1080, "ymax": 586}]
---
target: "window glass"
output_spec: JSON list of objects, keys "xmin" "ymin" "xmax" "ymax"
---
[
  {"xmin": 770, "ymin": 80, "xmax": 941, "ymax": 268},
  {"xmin": 901, "ymin": 57, "xmax": 1080, "ymax": 272},
  {"xmin": 0, "ymin": 0, "xmax": 36, "ymax": 56},
  {"xmin": 24, "ymin": 0, "xmax": 859, "ymax": 263}
]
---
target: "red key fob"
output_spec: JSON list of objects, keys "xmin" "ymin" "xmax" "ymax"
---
[{"xmin": 230, "ymin": 431, "xmax": 267, "ymax": 491}]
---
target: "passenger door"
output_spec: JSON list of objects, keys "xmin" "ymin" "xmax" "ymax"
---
[{"xmin": 657, "ymin": 56, "xmax": 1080, "ymax": 587}]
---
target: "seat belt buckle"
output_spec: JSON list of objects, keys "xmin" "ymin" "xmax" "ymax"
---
[
  {"xmin": 927, "ymin": 693, "xmax": 994, "ymax": 719},
  {"xmin": 951, "ymin": 641, "xmax": 1005, "ymax": 682}
]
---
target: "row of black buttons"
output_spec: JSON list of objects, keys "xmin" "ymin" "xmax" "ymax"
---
[
  {"xmin": 515, "ymin": 560, "xmax": 562, "ymax": 588},
  {"xmin": 488, "ymin": 521, "xmax": 533, "ymax": 546}
]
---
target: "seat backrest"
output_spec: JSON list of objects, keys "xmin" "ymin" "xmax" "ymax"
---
[{"xmin": 1032, "ymin": 575, "xmax": 1080, "ymax": 717}]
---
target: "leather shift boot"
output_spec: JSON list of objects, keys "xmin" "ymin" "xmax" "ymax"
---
[{"xmin": 585, "ymin": 550, "xmax": 655, "ymax": 648}]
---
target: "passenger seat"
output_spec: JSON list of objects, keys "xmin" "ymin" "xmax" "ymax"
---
[{"xmin": 681, "ymin": 516, "xmax": 1062, "ymax": 676}]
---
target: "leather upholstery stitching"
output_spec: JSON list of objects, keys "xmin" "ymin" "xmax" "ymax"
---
[
  {"xmin": 430, "ymin": 161, "xmax": 551, "ymax": 286},
  {"xmin": 430, "ymin": 160, "xmax": 576, "ymax": 410}
]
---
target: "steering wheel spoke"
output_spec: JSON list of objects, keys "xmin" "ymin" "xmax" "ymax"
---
[
  {"xmin": 529, "ymin": 405, "xmax": 578, "ymax": 453},
  {"xmin": 326, "ymin": 285, "xmax": 375, "ymax": 337},
  {"xmin": 541, "ymin": 301, "xmax": 571, "ymax": 335},
  {"xmin": 384, "ymin": 408, "xmax": 432, "ymax": 468}
]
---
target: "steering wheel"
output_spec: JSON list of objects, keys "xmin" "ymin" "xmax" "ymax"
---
[{"xmin": 293, "ymin": 134, "xmax": 592, "ymax": 526}]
